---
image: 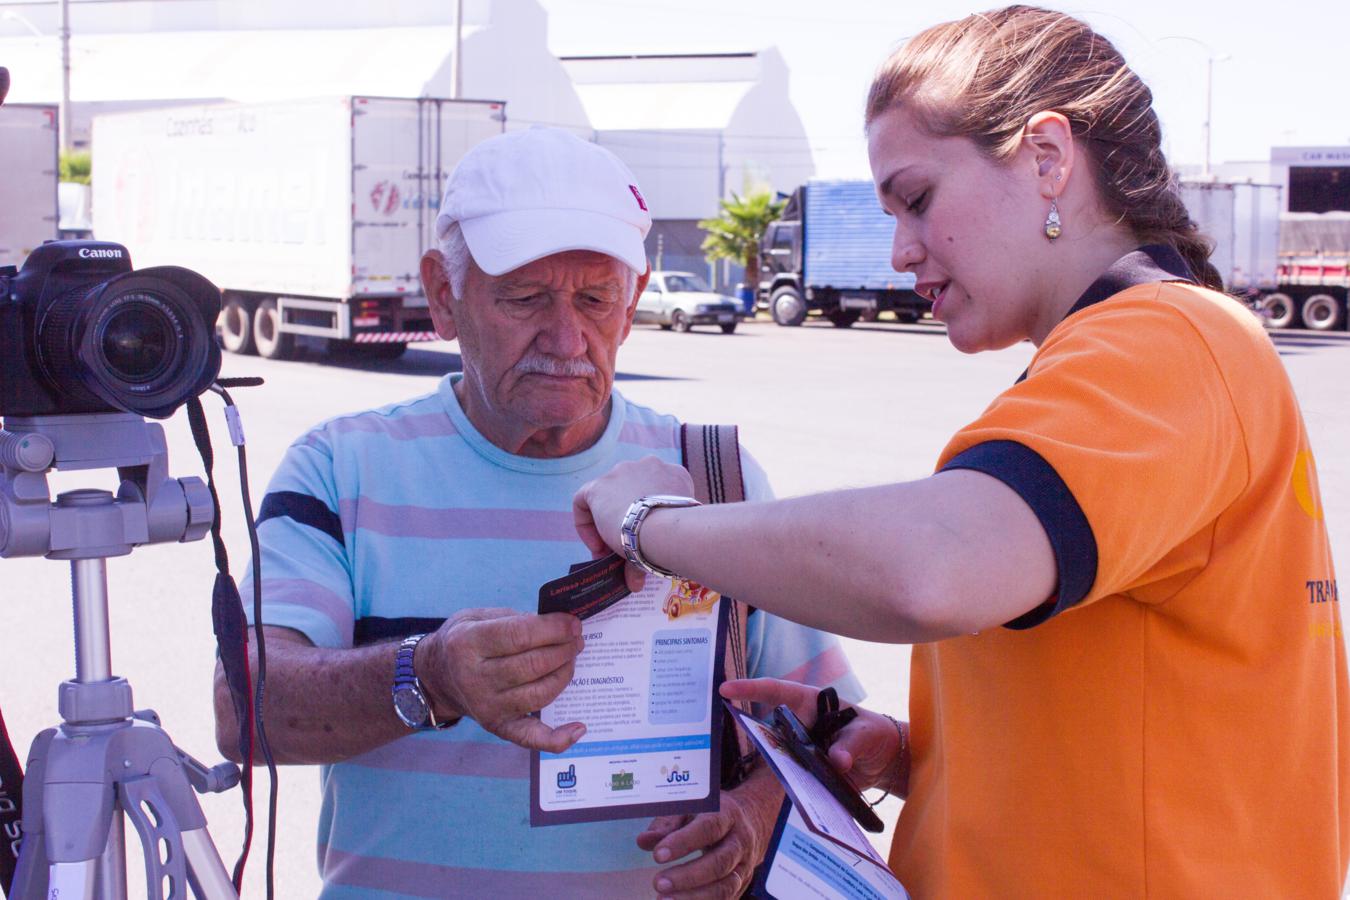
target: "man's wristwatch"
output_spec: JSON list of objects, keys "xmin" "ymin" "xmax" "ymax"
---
[
  {"xmin": 391, "ymin": 633, "xmax": 453, "ymax": 730},
  {"xmin": 620, "ymin": 495, "xmax": 701, "ymax": 578}
]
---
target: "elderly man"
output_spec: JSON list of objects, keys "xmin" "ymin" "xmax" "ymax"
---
[{"xmin": 215, "ymin": 127, "xmax": 860, "ymax": 898}]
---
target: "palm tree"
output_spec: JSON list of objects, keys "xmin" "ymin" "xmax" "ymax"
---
[{"xmin": 698, "ymin": 191, "xmax": 786, "ymax": 288}]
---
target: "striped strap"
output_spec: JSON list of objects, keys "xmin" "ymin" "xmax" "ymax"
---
[{"xmin": 679, "ymin": 424, "xmax": 755, "ymax": 786}]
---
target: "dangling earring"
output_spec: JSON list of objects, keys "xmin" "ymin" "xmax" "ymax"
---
[{"xmin": 1044, "ymin": 198, "xmax": 1062, "ymax": 241}]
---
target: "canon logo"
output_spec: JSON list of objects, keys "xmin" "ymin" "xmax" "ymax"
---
[{"xmin": 78, "ymin": 248, "xmax": 123, "ymax": 259}]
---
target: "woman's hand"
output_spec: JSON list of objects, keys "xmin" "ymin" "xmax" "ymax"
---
[
  {"xmin": 720, "ymin": 677, "xmax": 906, "ymax": 795},
  {"xmin": 573, "ymin": 457, "xmax": 696, "ymax": 588}
]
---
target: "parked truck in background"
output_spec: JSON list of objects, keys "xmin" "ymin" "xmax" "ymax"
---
[
  {"xmin": 92, "ymin": 95, "xmax": 506, "ymax": 360},
  {"xmin": 1181, "ymin": 178, "xmax": 1350, "ymax": 332},
  {"xmin": 0, "ymin": 103, "xmax": 59, "ymax": 266},
  {"xmin": 759, "ymin": 178, "xmax": 924, "ymax": 327}
]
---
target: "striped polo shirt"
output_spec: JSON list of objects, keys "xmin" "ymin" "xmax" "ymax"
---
[{"xmin": 245, "ymin": 373, "xmax": 862, "ymax": 899}]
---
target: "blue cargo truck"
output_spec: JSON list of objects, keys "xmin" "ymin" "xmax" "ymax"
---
[{"xmin": 758, "ymin": 178, "xmax": 925, "ymax": 327}]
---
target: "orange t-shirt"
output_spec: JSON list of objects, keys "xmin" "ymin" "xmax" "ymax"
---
[{"xmin": 890, "ymin": 268, "xmax": 1347, "ymax": 897}]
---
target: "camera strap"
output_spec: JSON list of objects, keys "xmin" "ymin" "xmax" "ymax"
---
[
  {"xmin": 0, "ymin": 707, "xmax": 21, "ymax": 896},
  {"xmin": 187, "ymin": 376, "xmax": 276, "ymax": 897}
]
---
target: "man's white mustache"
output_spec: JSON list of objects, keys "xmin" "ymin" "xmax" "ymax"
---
[{"xmin": 514, "ymin": 356, "xmax": 598, "ymax": 377}]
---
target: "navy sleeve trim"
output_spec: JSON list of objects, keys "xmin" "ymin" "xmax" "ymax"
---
[
  {"xmin": 940, "ymin": 440, "xmax": 1098, "ymax": 629},
  {"xmin": 257, "ymin": 490, "xmax": 345, "ymax": 547}
]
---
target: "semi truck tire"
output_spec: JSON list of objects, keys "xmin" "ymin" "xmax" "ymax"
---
[
  {"xmin": 770, "ymin": 287, "xmax": 807, "ymax": 327},
  {"xmin": 219, "ymin": 295, "xmax": 256, "ymax": 355},
  {"xmin": 1301, "ymin": 294, "xmax": 1343, "ymax": 331},
  {"xmin": 1261, "ymin": 293, "xmax": 1297, "ymax": 330},
  {"xmin": 253, "ymin": 298, "xmax": 296, "ymax": 360}
]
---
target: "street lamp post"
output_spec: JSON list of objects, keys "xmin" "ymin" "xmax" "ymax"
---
[
  {"xmin": 60, "ymin": 0, "xmax": 72, "ymax": 152},
  {"xmin": 1159, "ymin": 34, "xmax": 1231, "ymax": 180}
]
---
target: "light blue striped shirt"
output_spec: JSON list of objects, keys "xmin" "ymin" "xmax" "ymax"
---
[{"xmin": 246, "ymin": 374, "xmax": 862, "ymax": 899}]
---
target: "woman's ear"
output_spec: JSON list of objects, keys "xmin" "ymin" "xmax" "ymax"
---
[{"xmin": 1022, "ymin": 111, "xmax": 1076, "ymax": 199}]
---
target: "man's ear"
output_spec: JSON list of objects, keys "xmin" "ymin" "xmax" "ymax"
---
[
  {"xmin": 1021, "ymin": 110, "xmax": 1076, "ymax": 200},
  {"xmin": 620, "ymin": 263, "xmax": 651, "ymax": 342},
  {"xmin": 421, "ymin": 250, "xmax": 459, "ymax": 342}
]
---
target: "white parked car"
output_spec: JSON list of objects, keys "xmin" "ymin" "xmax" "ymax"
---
[{"xmin": 636, "ymin": 271, "xmax": 743, "ymax": 334}]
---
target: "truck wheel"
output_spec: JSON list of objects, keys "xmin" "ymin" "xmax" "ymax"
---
[
  {"xmin": 1301, "ymin": 294, "xmax": 1343, "ymax": 331},
  {"xmin": 671, "ymin": 310, "xmax": 692, "ymax": 333},
  {"xmin": 218, "ymin": 296, "xmax": 256, "ymax": 355},
  {"xmin": 253, "ymin": 299, "xmax": 296, "ymax": 360},
  {"xmin": 1261, "ymin": 293, "xmax": 1297, "ymax": 330},
  {"xmin": 827, "ymin": 310, "xmax": 861, "ymax": 328},
  {"xmin": 770, "ymin": 287, "xmax": 806, "ymax": 327}
]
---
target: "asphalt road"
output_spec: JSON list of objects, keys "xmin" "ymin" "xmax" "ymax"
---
[{"xmin": 0, "ymin": 314, "xmax": 1345, "ymax": 897}]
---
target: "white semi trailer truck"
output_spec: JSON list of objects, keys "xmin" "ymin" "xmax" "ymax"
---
[
  {"xmin": 0, "ymin": 103, "xmax": 59, "ymax": 267},
  {"xmin": 92, "ymin": 96, "xmax": 506, "ymax": 360}
]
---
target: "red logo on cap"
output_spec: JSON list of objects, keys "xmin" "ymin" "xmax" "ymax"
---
[{"xmin": 629, "ymin": 184, "xmax": 647, "ymax": 212}]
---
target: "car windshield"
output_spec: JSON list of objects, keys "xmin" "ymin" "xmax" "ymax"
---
[{"xmin": 663, "ymin": 274, "xmax": 711, "ymax": 293}]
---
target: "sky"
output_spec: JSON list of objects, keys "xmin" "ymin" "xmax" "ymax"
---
[{"xmin": 540, "ymin": 0, "xmax": 1350, "ymax": 179}]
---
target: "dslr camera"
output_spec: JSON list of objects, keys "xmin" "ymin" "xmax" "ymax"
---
[{"xmin": 0, "ymin": 241, "xmax": 222, "ymax": 419}]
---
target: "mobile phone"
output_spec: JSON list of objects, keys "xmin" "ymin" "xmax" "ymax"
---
[{"xmin": 772, "ymin": 704, "xmax": 885, "ymax": 833}]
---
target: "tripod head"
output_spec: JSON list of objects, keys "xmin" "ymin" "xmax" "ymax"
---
[{"xmin": 0, "ymin": 412, "xmax": 213, "ymax": 560}]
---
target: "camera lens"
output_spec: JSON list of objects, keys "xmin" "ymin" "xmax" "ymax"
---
[
  {"xmin": 99, "ymin": 296, "xmax": 175, "ymax": 383},
  {"xmin": 35, "ymin": 266, "xmax": 221, "ymax": 419}
]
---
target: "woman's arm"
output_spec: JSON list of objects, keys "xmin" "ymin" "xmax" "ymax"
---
[{"xmin": 575, "ymin": 458, "xmax": 1056, "ymax": 642}]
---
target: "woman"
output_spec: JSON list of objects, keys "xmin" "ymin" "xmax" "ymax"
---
[{"xmin": 573, "ymin": 6, "xmax": 1348, "ymax": 897}]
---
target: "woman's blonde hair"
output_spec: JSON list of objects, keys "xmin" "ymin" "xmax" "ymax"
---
[{"xmin": 866, "ymin": 5, "xmax": 1222, "ymax": 290}]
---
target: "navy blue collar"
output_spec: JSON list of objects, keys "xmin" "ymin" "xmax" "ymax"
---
[
  {"xmin": 1015, "ymin": 244, "xmax": 1197, "ymax": 384},
  {"xmin": 1062, "ymin": 243, "xmax": 1197, "ymax": 320}
]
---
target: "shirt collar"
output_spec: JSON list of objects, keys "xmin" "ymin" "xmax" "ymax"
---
[
  {"xmin": 1062, "ymin": 243, "xmax": 1198, "ymax": 320},
  {"xmin": 1014, "ymin": 244, "xmax": 1198, "ymax": 385}
]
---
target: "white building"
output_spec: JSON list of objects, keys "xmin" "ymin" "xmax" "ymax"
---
[
  {"xmin": 563, "ymin": 49, "xmax": 814, "ymax": 285},
  {"xmin": 0, "ymin": 0, "xmax": 589, "ymax": 148}
]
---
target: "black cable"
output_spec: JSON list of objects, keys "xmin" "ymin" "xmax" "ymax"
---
[{"xmin": 212, "ymin": 379, "xmax": 277, "ymax": 900}]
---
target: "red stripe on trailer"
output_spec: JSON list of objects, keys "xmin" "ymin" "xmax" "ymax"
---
[{"xmin": 352, "ymin": 332, "xmax": 439, "ymax": 344}]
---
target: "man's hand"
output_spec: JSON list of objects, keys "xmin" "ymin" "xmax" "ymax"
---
[
  {"xmin": 720, "ymin": 678, "xmax": 905, "ymax": 795},
  {"xmin": 637, "ymin": 767, "xmax": 782, "ymax": 899},
  {"xmin": 574, "ymin": 457, "xmax": 696, "ymax": 590},
  {"xmin": 417, "ymin": 607, "xmax": 587, "ymax": 753}
]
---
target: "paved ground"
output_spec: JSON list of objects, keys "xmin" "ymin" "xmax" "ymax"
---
[{"xmin": 0, "ymin": 313, "xmax": 1345, "ymax": 896}]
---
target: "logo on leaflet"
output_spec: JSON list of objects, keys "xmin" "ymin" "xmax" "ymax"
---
[
  {"xmin": 610, "ymin": 769, "xmax": 636, "ymax": 791},
  {"xmin": 661, "ymin": 765, "xmax": 691, "ymax": 784},
  {"xmin": 556, "ymin": 764, "xmax": 577, "ymax": 789}
]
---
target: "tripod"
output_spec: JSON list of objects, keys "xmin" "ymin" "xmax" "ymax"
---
[{"xmin": 0, "ymin": 414, "xmax": 241, "ymax": 900}]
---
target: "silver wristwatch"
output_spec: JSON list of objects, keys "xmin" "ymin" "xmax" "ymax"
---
[
  {"xmin": 620, "ymin": 495, "xmax": 701, "ymax": 578},
  {"xmin": 391, "ymin": 633, "xmax": 452, "ymax": 730}
]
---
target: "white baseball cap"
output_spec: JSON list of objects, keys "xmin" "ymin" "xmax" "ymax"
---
[{"xmin": 435, "ymin": 127, "xmax": 652, "ymax": 276}]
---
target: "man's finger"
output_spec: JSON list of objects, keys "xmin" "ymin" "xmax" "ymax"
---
[
  {"xmin": 479, "ymin": 611, "xmax": 582, "ymax": 658},
  {"xmin": 486, "ymin": 637, "xmax": 584, "ymax": 688},
  {"xmin": 499, "ymin": 656, "xmax": 580, "ymax": 716},
  {"xmin": 654, "ymin": 833, "xmax": 743, "ymax": 896},
  {"xmin": 637, "ymin": 814, "xmax": 690, "ymax": 851},
  {"xmin": 571, "ymin": 490, "xmax": 611, "ymax": 556},
  {"xmin": 494, "ymin": 716, "xmax": 586, "ymax": 753},
  {"xmin": 624, "ymin": 563, "xmax": 647, "ymax": 593},
  {"xmin": 652, "ymin": 810, "xmax": 733, "ymax": 863}
]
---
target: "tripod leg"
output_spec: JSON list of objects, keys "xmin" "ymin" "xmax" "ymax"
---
[
  {"xmin": 10, "ymin": 729, "xmax": 52, "ymax": 900},
  {"xmin": 121, "ymin": 776, "xmax": 189, "ymax": 900},
  {"xmin": 182, "ymin": 828, "xmax": 236, "ymax": 900}
]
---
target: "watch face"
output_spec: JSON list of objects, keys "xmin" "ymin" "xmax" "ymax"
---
[{"xmin": 393, "ymin": 686, "xmax": 429, "ymax": 727}]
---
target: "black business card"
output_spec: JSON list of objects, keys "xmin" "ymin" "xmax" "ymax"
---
[{"xmin": 538, "ymin": 553, "xmax": 631, "ymax": 619}]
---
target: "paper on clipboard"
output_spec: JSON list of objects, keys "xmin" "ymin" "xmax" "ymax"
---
[
  {"xmin": 730, "ymin": 706, "xmax": 889, "ymax": 869},
  {"xmin": 753, "ymin": 799, "xmax": 909, "ymax": 900}
]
